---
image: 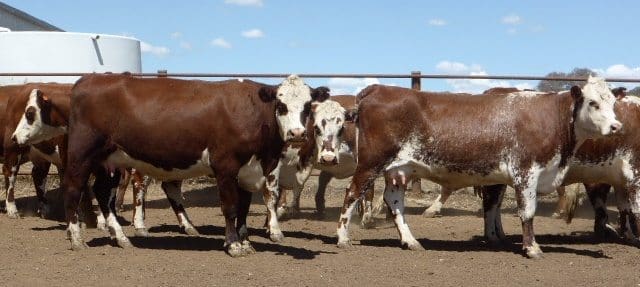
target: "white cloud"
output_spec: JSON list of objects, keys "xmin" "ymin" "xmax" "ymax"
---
[
  {"xmin": 210, "ymin": 37, "xmax": 232, "ymax": 49},
  {"xmin": 170, "ymin": 32, "xmax": 182, "ymax": 39},
  {"xmin": 140, "ymin": 41, "xmax": 170, "ymax": 57},
  {"xmin": 225, "ymin": 0, "xmax": 263, "ymax": 7},
  {"xmin": 179, "ymin": 41, "xmax": 192, "ymax": 50},
  {"xmin": 502, "ymin": 14, "xmax": 522, "ymax": 25},
  {"xmin": 327, "ymin": 78, "xmax": 381, "ymax": 95},
  {"xmin": 428, "ymin": 19, "xmax": 447, "ymax": 26},
  {"xmin": 436, "ymin": 60, "xmax": 533, "ymax": 93},
  {"xmin": 241, "ymin": 29, "xmax": 265, "ymax": 38},
  {"xmin": 593, "ymin": 64, "xmax": 640, "ymax": 88}
]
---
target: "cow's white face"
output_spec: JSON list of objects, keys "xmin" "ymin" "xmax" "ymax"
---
[
  {"xmin": 312, "ymin": 100, "xmax": 347, "ymax": 165},
  {"xmin": 270, "ymin": 75, "xmax": 330, "ymax": 142},
  {"xmin": 573, "ymin": 76, "xmax": 622, "ymax": 140},
  {"xmin": 11, "ymin": 89, "xmax": 67, "ymax": 145}
]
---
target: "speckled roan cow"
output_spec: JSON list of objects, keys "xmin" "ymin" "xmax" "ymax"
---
[
  {"xmin": 62, "ymin": 74, "xmax": 328, "ymax": 257},
  {"xmin": 1, "ymin": 83, "xmax": 70, "ymax": 219},
  {"xmin": 337, "ymin": 76, "xmax": 621, "ymax": 259},
  {"xmin": 480, "ymin": 87, "xmax": 640, "ymax": 245}
]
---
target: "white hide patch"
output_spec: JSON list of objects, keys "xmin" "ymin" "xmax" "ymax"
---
[
  {"xmin": 621, "ymin": 95, "xmax": 640, "ymax": 105},
  {"xmin": 506, "ymin": 91, "xmax": 547, "ymax": 99},
  {"xmin": 276, "ymin": 75, "xmax": 312, "ymax": 140},
  {"xmin": 29, "ymin": 145, "xmax": 62, "ymax": 166},
  {"xmin": 12, "ymin": 89, "xmax": 67, "ymax": 145},
  {"xmin": 238, "ymin": 155, "xmax": 266, "ymax": 193},
  {"xmin": 105, "ymin": 149, "xmax": 212, "ymax": 181},
  {"xmin": 575, "ymin": 76, "xmax": 620, "ymax": 139}
]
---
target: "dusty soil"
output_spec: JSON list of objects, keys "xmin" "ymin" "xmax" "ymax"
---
[{"xmin": 1, "ymin": 172, "xmax": 639, "ymax": 287}]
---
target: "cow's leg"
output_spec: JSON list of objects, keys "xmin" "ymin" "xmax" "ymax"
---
[
  {"xmin": 514, "ymin": 182, "xmax": 542, "ymax": 259},
  {"xmin": 162, "ymin": 180, "xmax": 199, "ymax": 236},
  {"xmin": 276, "ymin": 188, "xmax": 289, "ymax": 219},
  {"xmin": 551, "ymin": 186, "xmax": 566, "ymax": 218},
  {"xmin": 384, "ymin": 176, "xmax": 422, "ymax": 250},
  {"xmin": 621, "ymin": 184, "xmax": 640, "ymax": 243},
  {"xmin": 93, "ymin": 168, "xmax": 132, "ymax": 248},
  {"xmin": 315, "ymin": 171, "xmax": 332, "ymax": 216},
  {"xmin": 263, "ymin": 168, "xmax": 284, "ymax": 242},
  {"xmin": 236, "ymin": 186, "xmax": 255, "ymax": 254},
  {"xmin": 115, "ymin": 169, "xmax": 131, "ymax": 212},
  {"xmin": 480, "ymin": 185, "xmax": 507, "ymax": 244},
  {"xmin": 215, "ymin": 161, "xmax": 251, "ymax": 257},
  {"xmin": 337, "ymin": 166, "xmax": 377, "ymax": 248},
  {"xmin": 31, "ymin": 157, "xmax": 52, "ymax": 218},
  {"xmin": 423, "ymin": 186, "xmax": 453, "ymax": 218},
  {"xmin": 584, "ymin": 183, "xmax": 616, "ymax": 239},
  {"xmin": 3, "ymin": 152, "xmax": 23, "ymax": 219},
  {"xmin": 360, "ymin": 185, "xmax": 375, "ymax": 229},
  {"xmin": 131, "ymin": 171, "xmax": 150, "ymax": 237}
]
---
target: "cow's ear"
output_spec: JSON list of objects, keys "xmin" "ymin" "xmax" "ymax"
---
[
  {"xmin": 344, "ymin": 108, "xmax": 357, "ymax": 122},
  {"xmin": 259, "ymin": 86, "xmax": 277, "ymax": 102},
  {"xmin": 311, "ymin": 86, "xmax": 330, "ymax": 102},
  {"xmin": 570, "ymin": 86, "xmax": 583, "ymax": 100},
  {"xmin": 34, "ymin": 89, "xmax": 50, "ymax": 107},
  {"xmin": 612, "ymin": 87, "xmax": 627, "ymax": 99}
]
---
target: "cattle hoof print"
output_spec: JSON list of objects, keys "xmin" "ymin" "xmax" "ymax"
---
[
  {"xmin": 337, "ymin": 240, "xmax": 353, "ymax": 249},
  {"xmin": 134, "ymin": 228, "xmax": 150, "ymax": 237}
]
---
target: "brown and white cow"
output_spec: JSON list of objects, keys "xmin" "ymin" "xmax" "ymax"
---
[
  {"xmin": 1, "ymin": 83, "xmax": 70, "ymax": 219},
  {"xmin": 6, "ymin": 84, "xmax": 150, "ymax": 233},
  {"xmin": 337, "ymin": 76, "xmax": 621, "ymax": 258},
  {"xmin": 481, "ymin": 89, "xmax": 640, "ymax": 246},
  {"xmin": 276, "ymin": 95, "xmax": 369, "ymax": 218},
  {"xmin": 62, "ymin": 74, "xmax": 328, "ymax": 257}
]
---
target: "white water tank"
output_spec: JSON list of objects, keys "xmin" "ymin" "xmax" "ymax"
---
[{"xmin": 0, "ymin": 31, "xmax": 141, "ymax": 85}]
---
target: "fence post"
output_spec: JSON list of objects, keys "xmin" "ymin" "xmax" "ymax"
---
[{"xmin": 410, "ymin": 70, "xmax": 423, "ymax": 194}]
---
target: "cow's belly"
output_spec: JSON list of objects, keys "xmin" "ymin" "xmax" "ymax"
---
[
  {"xmin": 105, "ymin": 149, "xmax": 212, "ymax": 181},
  {"xmin": 30, "ymin": 146, "xmax": 62, "ymax": 167},
  {"xmin": 564, "ymin": 157, "xmax": 630, "ymax": 186},
  {"xmin": 386, "ymin": 158, "xmax": 512, "ymax": 190}
]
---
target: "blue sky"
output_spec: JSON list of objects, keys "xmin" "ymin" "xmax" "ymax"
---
[{"xmin": 4, "ymin": 0, "xmax": 640, "ymax": 93}]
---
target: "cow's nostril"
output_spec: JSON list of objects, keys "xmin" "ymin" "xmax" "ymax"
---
[{"xmin": 611, "ymin": 122, "xmax": 622, "ymax": 133}]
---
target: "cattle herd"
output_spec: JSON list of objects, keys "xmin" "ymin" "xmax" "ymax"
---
[{"xmin": 1, "ymin": 73, "xmax": 638, "ymax": 259}]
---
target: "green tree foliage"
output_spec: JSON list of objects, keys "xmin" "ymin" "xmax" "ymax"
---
[
  {"xmin": 627, "ymin": 86, "xmax": 640, "ymax": 96},
  {"xmin": 537, "ymin": 68, "xmax": 597, "ymax": 92}
]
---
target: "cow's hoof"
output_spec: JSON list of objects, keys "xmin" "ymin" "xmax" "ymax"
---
[
  {"xmin": 422, "ymin": 209, "xmax": 439, "ymax": 218},
  {"xmin": 70, "ymin": 240, "xmax": 88, "ymax": 251},
  {"xmin": 403, "ymin": 240, "xmax": 424, "ymax": 251},
  {"xmin": 116, "ymin": 237, "xmax": 133, "ymax": 249},
  {"xmin": 525, "ymin": 244, "xmax": 543, "ymax": 259},
  {"xmin": 6, "ymin": 210, "xmax": 20, "ymax": 219},
  {"xmin": 226, "ymin": 242, "xmax": 246, "ymax": 258},
  {"xmin": 550, "ymin": 211, "xmax": 564, "ymax": 219},
  {"xmin": 183, "ymin": 226, "xmax": 200, "ymax": 236},
  {"xmin": 276, "ymin": 206, "xmax": 287, "ymax": 219},
  {"xmin": 337, "ymin": 240, "xmax": 353, "ymax": 249},
  {"xmin": 97, "ymin": 222, "xmax": 108, "ymax": 232},
  {"xmin": 361, "ymin": 214, "xmax": 375, "ymax": 229},
  {"xmin": 241, "ymin": 240, "xmax": 256, "ymax": 255},
  {"xmin": 269, "ymin": 230, "xmax": 284, "ymax": 242},
  {"xmin": 134, "ymin": 228, "xmax": 150, "ymax": 237}
]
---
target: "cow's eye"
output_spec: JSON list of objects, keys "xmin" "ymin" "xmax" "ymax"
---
[
  {"xmin": 589, "ymin": 101, "xmax": 600, "ymax": 110},
  {"xmin": 25, "ymin": 108, "xmax": 36, "ymax": 124},
  {"xmin": 276, "ymin": 101, "xmax": 288, "ymax": 115},
  {"xmin": 315, "ymin": 126, "xmax": 321, "ymax": 135}
]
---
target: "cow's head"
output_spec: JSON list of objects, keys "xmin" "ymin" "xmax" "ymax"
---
[
  {"xmin": 571, "ymin": 76, "xmax": 622, "ymax": 140},
  {"xmin": 11, "ymin": 89, "xmax": 67, "ymax": 145},
  {"xmin": 260, "ymin": 75, "xmax": 330, "ymax": 142},
  {"xmin": 310, "ymin": 100, "xmax": 354, "ymax": 165}
]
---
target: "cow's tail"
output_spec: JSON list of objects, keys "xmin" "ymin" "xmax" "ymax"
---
[{"xmin": 563, "ymin": 184, "xmax": 581, "ymax": 224}]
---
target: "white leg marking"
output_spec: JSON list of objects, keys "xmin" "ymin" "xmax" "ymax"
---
[
  {"xmin": 384, "ymin": 183, "xmax": 423, "ymax": 250},
  {"xmin": 106, "ymin": 212, "xmax": 132, "ymax": 248},
  {"xmin": 264, "ymin": 162, "xmax": 284, "ymax": 242},
  {"xmin": 5, "ymin": 173, "xmax": 19, "ymax": 218},
  {"xmin": 67, "ymin": 220, "xmax": 87, "ymax": 250}
]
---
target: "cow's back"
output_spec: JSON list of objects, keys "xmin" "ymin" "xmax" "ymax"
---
[{"xmin": 70, "ymin": 74, "xmax": 277, "ymax": 171}]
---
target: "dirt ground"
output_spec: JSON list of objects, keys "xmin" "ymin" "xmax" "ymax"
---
[{"xmin": 1, "ymin": 171, "xmax": 639, "ymax": 287}]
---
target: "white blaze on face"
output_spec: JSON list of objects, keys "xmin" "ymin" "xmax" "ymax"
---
[
  {"xmin": 575, "ymin": 76, "xmax": 621, "ymax": 139},
  {"xmin": 312, "ymin": 100, "xmax": 346, "ymax": 164},
  {"xmin": 12, "ymin": 89, "xmax": 67, "ymax": 145},
  {"xmin": 276, "ymin": 75, "xmax": 312, "ymax": 141}
]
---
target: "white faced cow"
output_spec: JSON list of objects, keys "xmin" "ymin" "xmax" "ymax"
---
[{"xmin": 338, "ymin": 76, "xmax": 620, "ymax": 259}]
